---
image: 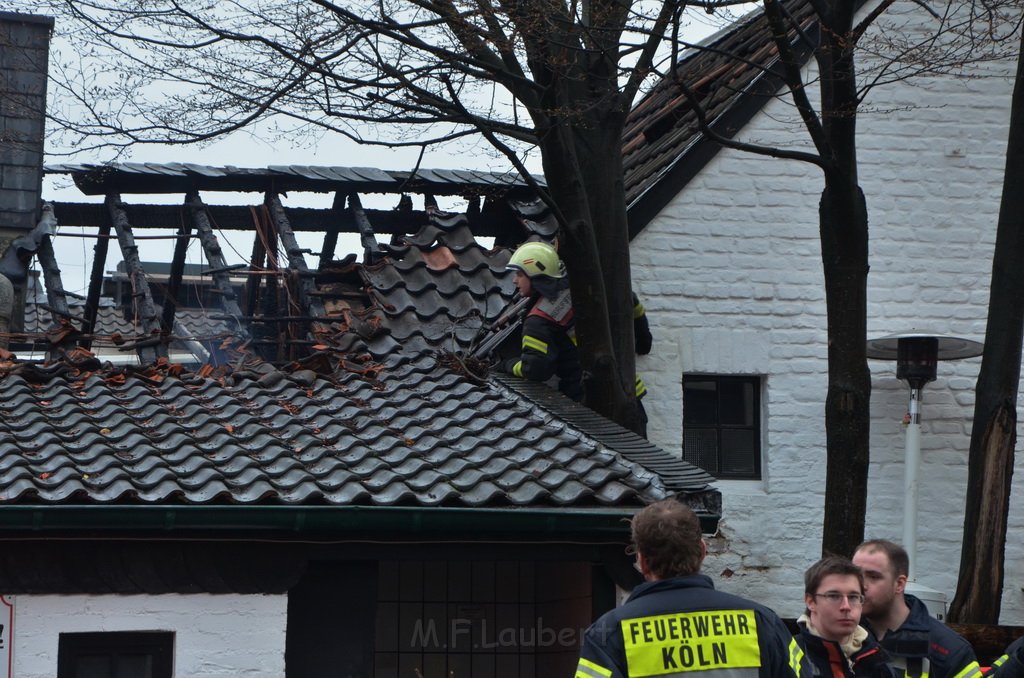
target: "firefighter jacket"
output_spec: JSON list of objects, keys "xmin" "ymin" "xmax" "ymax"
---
[
  {"xmin": 576, "ymin": 575, "xmax": 807, "ymax": 678},
  {"xmin": 988, "ymin": 637, "xmax": 1024, "ymax": 678},
  {"xmin": 795, "ymin": 619, "xmax": 895, "ymax": 678},
  {"xmin": 861, "ymin": 595, "xmax": 981, "ymax": 678},
  {"xmin": 500, "ymin": 287, "xmax": 583, "ymax": 401}
]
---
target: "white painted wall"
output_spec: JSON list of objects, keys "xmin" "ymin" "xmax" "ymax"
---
[
  {"xmin": 11, "ymin": 594, "xmax": 287, "ymax": 677},
  {"xmin": 632, "ymin": 2, "xmax": 1024, "ymax": 623}
]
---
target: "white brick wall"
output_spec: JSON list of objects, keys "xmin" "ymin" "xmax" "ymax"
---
[
  {"xmin": 632, "ymin": 2, "xmax": 1024, "ymax": 623},
  {"xmin": 11, "ymin": 594, "xmax": 287, "ymax": 677}
]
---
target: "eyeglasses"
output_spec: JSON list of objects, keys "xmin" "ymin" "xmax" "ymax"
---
[{"xmin": 812, "ymin": 592, "xmax": 865, "ymax": 606}]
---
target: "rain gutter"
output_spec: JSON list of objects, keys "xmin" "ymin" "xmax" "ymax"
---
[{"xmin": 0, "ymin": 505, "xmax": 720, "ymax": 539}]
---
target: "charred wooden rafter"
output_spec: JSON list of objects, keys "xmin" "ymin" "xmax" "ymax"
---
[
  {"xmin": 265, "ymin": 193, "xmax": 327, "ymax": 342},
  {"xmin": 32, "ymin": 205, "xmax": 76, "ymax": 358},
  {"xmin": 106, "ymin": 193, "xmax": 167, "ymax": 364},
  {"xmin": 348, "ymin": 193, "xmax": 382, "ymax": 265},
  {"xmin": 81, "ymin": 221, "xmax": 111, "ymax": 352},
  {"xmin": 186, "ymin": 192, "xmax": 250, "ymax": 343},
  {"xmin": 318, "ymin": 192, "xmax": 343, "ymax": 270},
  {"xmin": 162, "ymin": 200, "xmax": 193, "ymax": 336}
]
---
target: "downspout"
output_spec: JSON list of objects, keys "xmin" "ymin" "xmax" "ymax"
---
[{"xmin": 0, "ymin": 273, "xmax": 12, "ymax": 350}]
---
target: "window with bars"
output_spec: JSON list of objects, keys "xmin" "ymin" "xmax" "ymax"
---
[
  {"xmin": 683, "ymin": 375, "xmax": 761, "ymax": 480},
  {"xmin": 57, "ymin": 631, "xmax": 173, "ymax": 678}
]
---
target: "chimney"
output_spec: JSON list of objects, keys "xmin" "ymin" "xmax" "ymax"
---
[{"xmin": 0, "ymin": 11, "xmax": 53, "ymax": 341}]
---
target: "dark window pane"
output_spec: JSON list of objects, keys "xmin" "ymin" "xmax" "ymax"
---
[
  {"xmin": 115, "ymin": 654, "xmax": 153, "ymax": 678},
  {"xmin": 74, "ymin": 656, "xmax": 112, "ymax": 678},
  {"xmin": 719, "ymin": 380, "xmax": 754, "ymax": 426},
  {"xmin": 720, "ymin": 430, "xmax": 757, "ymax": 477},
  {"xmin": 683, "ymin": 380, "xmax": 717, "ymax": 426},
  {"xmin": 683, "ymin": 429, "xmax": 719, "ymax": 475}
]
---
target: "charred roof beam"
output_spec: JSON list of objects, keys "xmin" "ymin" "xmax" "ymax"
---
[
  {"xmin": 186, "ymin": 192, "xmax": 250, "ymax": 344},
  {"xmin": 32, "ymin": 205, "xmax": 76, "ymax": 359},
  {"xmin": 265, "ymin": 193, "xmax": 327, "ymax": 337},
  {"xmin": 348, "ymin": 193, "xmax": 382, "ymax": 265},
  {"xmin": 106, "ymin": 193, "xmax": 167, "ymax": 364}
]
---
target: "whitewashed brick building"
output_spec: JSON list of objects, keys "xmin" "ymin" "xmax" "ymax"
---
[{"xmin": 625, "ymin": 0, "xmax": 1024, "ymax": 623}]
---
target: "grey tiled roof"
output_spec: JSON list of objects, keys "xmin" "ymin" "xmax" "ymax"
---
[
  {"xmin": 0, "ymin": 356, "xmax": 671, "ymax": 507},
  {"xmin": 2, "ymin": 169, "xmax": 717, "ymax": 514}
]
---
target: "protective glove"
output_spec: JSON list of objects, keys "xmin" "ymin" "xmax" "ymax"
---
[{"xmin": 850, "ymin": 644, "xmax": 895, "ymax": 678}]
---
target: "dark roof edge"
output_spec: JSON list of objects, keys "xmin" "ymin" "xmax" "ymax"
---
[
  {"xmin": 0, "ymin": 504, "xmax": 720, "ymax": 538},
  {"xmin": 0, "ymin": 11, "xmax": 54, "ymax": 27},
  {"xmin": 626, "ymin": 9, "xmax": 819, "ymax": 238},
  {"xmin": 627, "ymin": 47, "xmax": 813, "ymax": 239}
]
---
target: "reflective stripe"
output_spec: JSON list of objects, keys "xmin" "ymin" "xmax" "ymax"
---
[
  {"xmin": 992, "ymin": 655, "xmax": 1010, "ymax": 670},
  {"xmin": 522, "ymin": 335, "xmax": 548, "ymax": 354},
  {"xmin": 636, "ymin": 376, "xmax": 647, "ymax": 397},
  {"xmin": 576, "ymin": 657, "xmax": 613, "ymax": 678},
  {"xmin": 511, "ymin": 360, "xmax": 523, "ymax": 377},
  {"xmin": 789, "ymin": 637, "xmax": 804, "ymax": 678},
  {"xmin": 634, "ymin": 302, "xmax": 646, "ymax": 319},
  {"xmin": 953, "ymin": 662, "xmax": 982, "ymax": 678}
]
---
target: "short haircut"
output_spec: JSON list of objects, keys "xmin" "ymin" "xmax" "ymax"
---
[
  {"xmin": 855, "ymin": 539, "xmax": 909, "ymax": 578},
  {"xmin": 630, "ymin": 499, "xmax": 703, "ymax": 579},
  {"xmin": 804, "ymin": 556, "xmax": 864, "ymax": 595}
]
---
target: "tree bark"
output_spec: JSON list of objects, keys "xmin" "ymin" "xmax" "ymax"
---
[
  {"xmin": 815, "ymin": 3, "xmax": 872, "ymax": 558},
  {"xmin": 948, "ymin": 27, "xmax": 1024, "ymax": 624}
]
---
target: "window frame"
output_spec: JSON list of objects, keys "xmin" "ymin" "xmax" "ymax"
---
[
  {"xmin": 57, "ymin": 631, "xmax": 174, "ymax": 678},
  {"xmin": 682, "ymin": 374, "xmax": 762, "ymax": 480}
]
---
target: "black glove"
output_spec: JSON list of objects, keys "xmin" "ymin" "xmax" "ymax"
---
[
  {"xmin": 498, "ymin": 357, "xmax": 520, "ymax": 374},
  {"xmin": 850, "ymin": 644, "xmax": 894, "ymax": 678}
]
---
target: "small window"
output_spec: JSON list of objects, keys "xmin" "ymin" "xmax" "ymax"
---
[
  {"xmin": 58, "ymin": 631, "xmax": 173, "ymax": 678},
  {"xmin": 683, "ymin": 375, "xmax": 761, "ymax": 480}
]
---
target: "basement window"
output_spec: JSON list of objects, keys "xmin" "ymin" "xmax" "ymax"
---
[
  {"xmin": 57, "ymin": 631, "xmax": 173, "ymax": 678},
  {"xmin": 683, "ymin": 375, "xmax": 762, "ymax": 480}
]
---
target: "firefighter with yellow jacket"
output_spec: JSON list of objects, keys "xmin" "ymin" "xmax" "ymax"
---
[
  {"xmin": 576, "ymin": 499, "xmax": 807, "ymax": 678},
  {"xmin": 499, "ymin": 241, "xmax": 583, "ymax": 401}
]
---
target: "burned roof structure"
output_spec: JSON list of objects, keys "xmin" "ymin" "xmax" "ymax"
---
[
  {"xmin": 0, "ymin": 163, "xmax": 719, "ymax": 557},
  {"xmin": 623, "ymin": 0, "xmax": 817, "ymax": 235}
]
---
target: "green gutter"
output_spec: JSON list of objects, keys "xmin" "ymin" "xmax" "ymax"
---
[{"xmin": 0, "ymin": 505, "xmax": 719, "ymax": 538}]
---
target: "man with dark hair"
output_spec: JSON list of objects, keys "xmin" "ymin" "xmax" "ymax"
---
[
  {"xmin": 852, "ymin": 540, "xmax": 980, "ymax": 678},
  {"xmin": 796, "ymin": 556, "xmax": 893, "ymax": 678},
  {"xmin": 575, "ymin": 499, "xmax": 806, "ymax": 678}
]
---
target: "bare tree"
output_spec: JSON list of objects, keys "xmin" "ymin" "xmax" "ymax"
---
[
  {"xmin": 675, "ymin": 0, "xmax": 1019, "ymax": 557},
  {"xmin": 948, "ymin": 24, "xmax": 1024, "ymax": 625},
  {"xmin": 29, "ymin": 0, "xmax": 763, "ymax": 432}
]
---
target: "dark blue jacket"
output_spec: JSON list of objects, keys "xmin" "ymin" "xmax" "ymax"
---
[
  {"xmin": 796, "ymin": 623, "xmax": 896, "ymax": 678},
  {"xmin": 988, "ymin": 637, "xmax": 1024, "ymax": 678},
  {"xmin": 862, "ymin": 595, "xmax": 980, "ymax": 678},
  {"xmin": 576, "ymin": 574, "xmax": 806, "ymax": 678}
]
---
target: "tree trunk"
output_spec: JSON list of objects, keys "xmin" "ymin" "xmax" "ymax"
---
[
  {"xmin": 538, "ymin": 118, "xmax": 638, "ymax": 430},
  {"xmin": 948, "ymin": 28, "xmax": 1024, "ymax": 624},
  {"xmin": 816, "ymin": 5, "xmax": 872, "ymax": 558}
]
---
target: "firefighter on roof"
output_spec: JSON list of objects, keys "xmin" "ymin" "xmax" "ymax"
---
[{"xmin": 499, "ymin": 241, "xmax": 583, "ymax": 401}]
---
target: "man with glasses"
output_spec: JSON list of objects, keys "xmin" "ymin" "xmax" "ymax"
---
[
  {"xmin": 575, "ymin": 498, "xmax": 806, "ymax": 678},
  {"xmin": 852, "ymin": 540, "xmax": 980, "ymax": 678},
  {"xmin": 797, "ymin": 556, "xmax": 894, "ymax": 678}
]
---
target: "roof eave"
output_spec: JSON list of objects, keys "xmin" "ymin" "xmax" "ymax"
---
[{"xmin": 0, "ymin": 504, "xmax": 721, "ymax": 539}]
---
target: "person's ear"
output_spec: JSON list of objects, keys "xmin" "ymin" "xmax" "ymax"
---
[{"xmin": 895, "ymin": 574, "xmax": 908, "ymax": 595}]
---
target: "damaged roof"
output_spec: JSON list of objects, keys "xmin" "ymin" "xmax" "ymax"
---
[
  {"xmin": 623, "ymin": 0, "xmax": 816, "ymax": 235},
  {"xmin": 0, "ymin": 163, "xmax": 719, "ymax": 534}
]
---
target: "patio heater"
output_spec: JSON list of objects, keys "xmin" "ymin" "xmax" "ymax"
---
[{"xmin": 865, "ymin": 332, "xmax": 983, "ymax": 618}]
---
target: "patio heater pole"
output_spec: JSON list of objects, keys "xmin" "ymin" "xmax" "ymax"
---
[
  {"xmin": 903, "ymin": 386, "xmax": 922, "ymax": 581},
  {"xmin": 866, "ymin": 332, "xmax": 982, "ymax": 616}
]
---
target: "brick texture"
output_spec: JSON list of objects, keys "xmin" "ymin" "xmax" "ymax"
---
[{"xmin": 631, "ymin": 4, "xmax": 1024, "ymax": 623}]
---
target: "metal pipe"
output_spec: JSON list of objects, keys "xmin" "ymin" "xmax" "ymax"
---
[{"xmin": 903, "ymin": 386, "xmax": 922, "ymax": 581}]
